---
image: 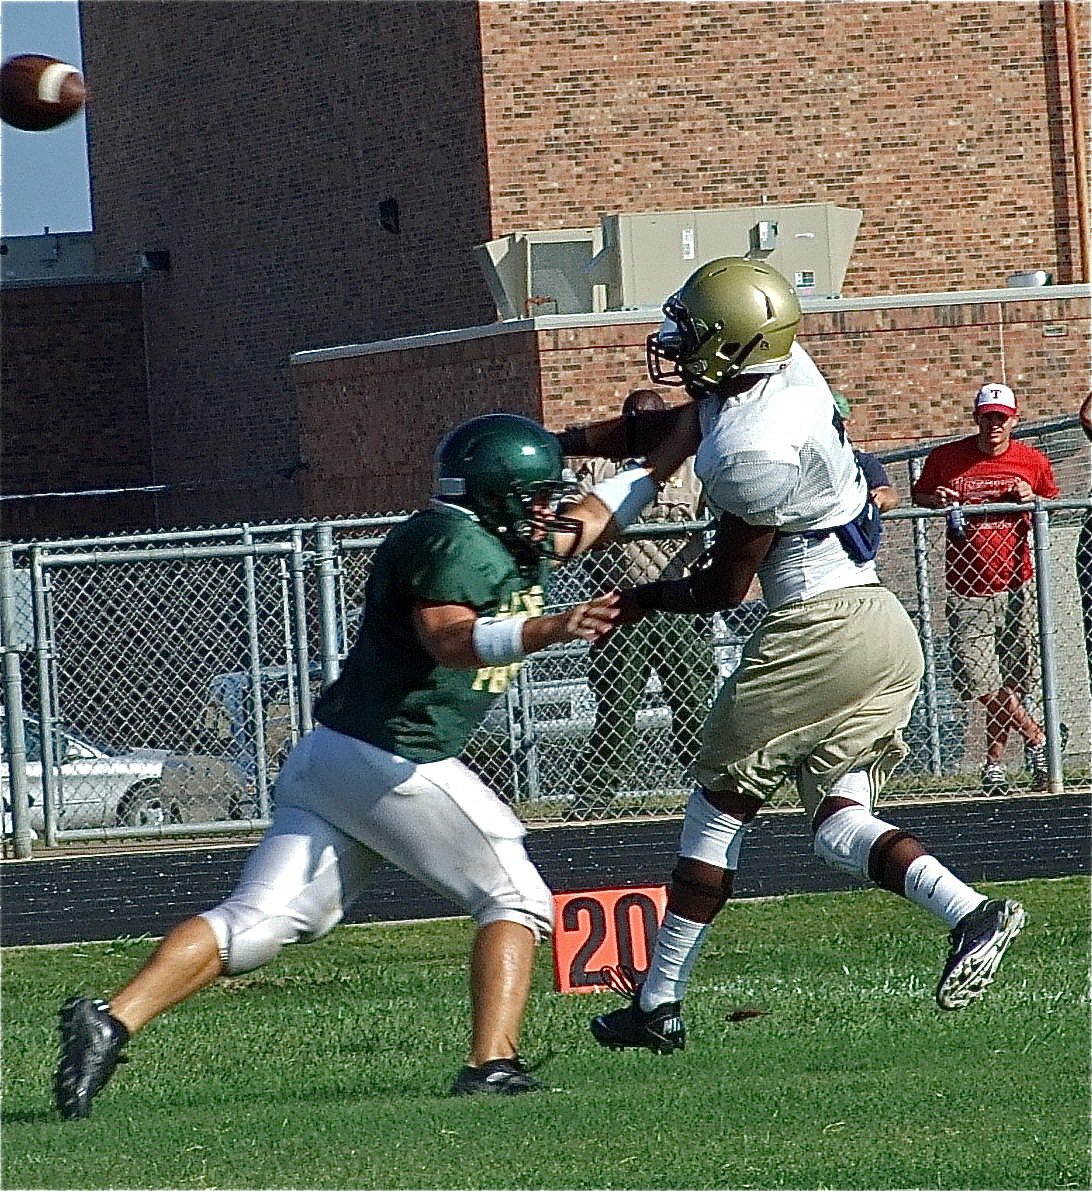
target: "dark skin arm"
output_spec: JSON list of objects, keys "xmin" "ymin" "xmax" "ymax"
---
[
  {"xmin": 615, "ymin": 512, "xmax": 776, "ymax": 623},
  {"xmin": 556, "ymin": 406, "xmax": 691, "ymax": 460}
]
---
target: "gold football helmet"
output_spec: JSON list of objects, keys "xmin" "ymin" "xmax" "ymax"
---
[{"xmin": 646, "ymin": 257, "xmax": 802, "ymax": 394}]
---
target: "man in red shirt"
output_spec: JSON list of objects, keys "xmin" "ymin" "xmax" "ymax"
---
[{"xmin": 912, "ymin": 383, "xmax": 1060, "ymax": 794}]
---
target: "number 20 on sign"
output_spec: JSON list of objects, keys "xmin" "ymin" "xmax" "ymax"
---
[{"xmin": 551, "ymin": 885, "xmax": 667, "ymax": 994}]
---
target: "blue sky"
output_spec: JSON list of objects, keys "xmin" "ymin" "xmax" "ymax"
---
[{"xmin": 1, "ymin": 0, "xmax": 92, "ymax": 237}]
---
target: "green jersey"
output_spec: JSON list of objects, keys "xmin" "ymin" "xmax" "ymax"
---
[{"xmin": 315, "ymin": 504, "xmax": 547, "ymax": 762}]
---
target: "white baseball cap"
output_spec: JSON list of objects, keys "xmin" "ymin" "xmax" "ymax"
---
[{"xmin": 974, "ymin": 382, "xmax": 1017, "ymax": 416}]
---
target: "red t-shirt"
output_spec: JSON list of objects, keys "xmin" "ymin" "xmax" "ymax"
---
[{"xmin": 912, "ymin": 435, "xmax": 1060, "ymax": 596}]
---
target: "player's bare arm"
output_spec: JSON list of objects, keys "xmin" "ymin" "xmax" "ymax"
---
[
  {"xmin": 552, "ymin": 404, "xmax": 702, "ymax": 560},
  {"xmin": 614, "ymin": 512, "xmax": 775, "ymax": 622},
  {"xmin": 413, "ymin": 596, "xmax": 620, "ymax": 670},
  {"xmin": 556, "ymin": 403, "xmax": 693, "ymax": 461}
]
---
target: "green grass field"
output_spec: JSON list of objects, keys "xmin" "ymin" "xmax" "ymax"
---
[{"xmin": 2, "ymin": 877, "xmax": 1088, "ymax": 1190}]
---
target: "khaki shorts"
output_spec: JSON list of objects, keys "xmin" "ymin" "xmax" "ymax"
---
[
  {"xmin": 946, "ymin": 585, "xmax": 1036, "ymax": 700},
  {"xmin": 692, "ymin": 585, "xmax": 924, "ymax": 819}
]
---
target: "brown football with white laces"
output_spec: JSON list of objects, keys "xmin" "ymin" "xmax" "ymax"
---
[{"xmin": 1, "ymin": 54, "xmax": 86, "ymax": 131}]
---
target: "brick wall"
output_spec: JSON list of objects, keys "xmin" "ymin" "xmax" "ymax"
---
[
  {"xmin": 478, "ymin": 1, "xmax": 1089, "ymax": 292},
  {"xmin": 0, "ymin": 281, "xmax": 156, "ymax": 540},
  {"xmin": 80, "ymin": 1, "xmax": 495, "ymax": 526},
  {"xmin": 291, "ymin": 291, "xmax": 1089, "ymax": 516},
  {"xmin": 295, "ymin": 330, "xmax": 543, "ymax": 515},
  {"xmin": 76, "ymin": 0, "xmax": 1088, "ymax": 531}
]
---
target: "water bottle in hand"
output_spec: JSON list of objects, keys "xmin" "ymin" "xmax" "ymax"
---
[{"xmin": 946, "ymin": 501, "xmax": 967, "ymax": 541}]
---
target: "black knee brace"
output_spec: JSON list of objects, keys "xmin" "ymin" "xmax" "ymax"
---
[
  {"xmin": 867, "ymin": 828, "xmax": 922, "ymax": 893},
  {"xmin": 667, "ymin": 863, "xmax": 735, "ymax": 919}
]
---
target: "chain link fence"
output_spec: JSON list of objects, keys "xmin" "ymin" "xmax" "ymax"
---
[{"xmin": 3, "ymin": 422, "xmax": 1089, "ymax": 855}]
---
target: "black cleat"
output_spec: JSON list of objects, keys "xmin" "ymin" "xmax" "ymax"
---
[
  {"xmin": 55, "ymin": 996, "xmax": 129, "ymax": 1119},
  {"xmin": 936, "ymin": 898, "xmax": 1026, "ymax": 1011},
  {"xmin": 591, "ymin": 996, "xmax": 686, "ymax": 1054},
  {"xmin": 590, "ymin": 967, "xmax": 685, "ymax": 1054},
  {"xmin": 449, "ymin": 1056, "xmax": 542, "ymax": 1096}
]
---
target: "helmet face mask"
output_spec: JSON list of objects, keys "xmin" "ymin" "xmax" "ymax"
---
[
  {"xmin": 646, "ymin": 257, "xmax": 802, "ymax": 396},
  {"xmin": 435, "ymin": 414, "xmax": 581, "ymax": 560}
]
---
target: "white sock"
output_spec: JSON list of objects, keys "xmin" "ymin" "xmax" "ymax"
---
[
  {"xmin": 903, "ymin": 856, "xmax": 987, "ymax": 927},
  {"xmin": 639, "ymin": 910, "xmax": 710, "ymax": 1009}
]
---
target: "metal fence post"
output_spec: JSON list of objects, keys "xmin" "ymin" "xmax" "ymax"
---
[
  {"xmin": 0, "ymin": 544, "xmax": 33, "ymax": 858},
  {"xmin": 241, "ymin": 526, "xmax": 271, "ymax": 818},
  {"xmin": 29, "ymin": 547, "xmax": 60, "ymax": 846},
  {"xmin": 314, "ymin": 525, "xmax": 341, "ymax": 690},
  {"xmin": 290, "ymin": 529, "xmax": 313, "ymax": 733},
  {"xmin": 1031, "ymin": 503, "xmax": 1064, "ymax": 794},
  {"xmin": 513, "ymin": 664, "xmax": 541, "ymax": 802},
  {"xmin": 908, "ymin": 459, "xmax": 943, "ymax": 775}
]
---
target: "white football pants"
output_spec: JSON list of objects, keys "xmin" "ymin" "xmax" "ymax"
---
[{"xmin": 201, "ymin": 725, "xmax": 553, "ymax": 973}]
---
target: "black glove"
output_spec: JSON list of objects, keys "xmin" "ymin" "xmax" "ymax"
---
[
  {"xmin": 555, "ymin": 427, "xmax": 589, "ymax": 456},
  {"xmin": 615, "ymin": 587, "xmax": 649, "ymax": 625}
]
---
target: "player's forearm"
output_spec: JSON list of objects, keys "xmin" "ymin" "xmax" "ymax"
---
[
  {"xmin": 631, "ymin": 568, "xmax": 749, "ymax": 615},
  {"xmin": 556, "ymin": 407, "xmax": 690, "ymax": 459},
  {"xmin": 520, "ymin": 611, "xmax": 585, "ymax": 653},
  {"xmin": 626, "ymin": 513, "xmax": 769, "ymax": 614},
  {"xmin": 521, "ymin": 597, "xmax": 619, "ymax": 652}
]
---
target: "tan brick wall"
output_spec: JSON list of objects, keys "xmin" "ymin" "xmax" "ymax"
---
[
  {"xmin": 36, "ymin": 0, "xmax": 1089, "ymax": 530},
  {"xmin": 291, "ymin": 292, "xmax": 1089, "ymax": 516},
  {"xmin": 479, "ymin": 1, "xmax": 1089, "ymax": 293}
]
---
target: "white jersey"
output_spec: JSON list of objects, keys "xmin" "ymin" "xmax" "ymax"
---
[{"xmin": 694, "ymin": 343, "xmax": 878, "ymax": 610}]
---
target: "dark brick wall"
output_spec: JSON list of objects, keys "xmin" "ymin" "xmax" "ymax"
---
[
  {"xmin": 295, "ymin": 329, "xmax": 543, "ymax": 516},
  {"xmin": 0, "ymin": 280, "xmax": 156, "ymax": 540},
  {"xmin": 79, "ymin": 1, "xmax": 494, "ymax": 527}
]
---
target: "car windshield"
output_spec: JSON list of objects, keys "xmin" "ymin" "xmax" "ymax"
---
[{"xmin": 5, "ymin": 716, "xmax": 118, "ymax": 760}]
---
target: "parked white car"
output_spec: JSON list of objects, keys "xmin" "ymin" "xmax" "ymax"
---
[{"xmin": 1, "ymin": 713, "xmax": 249, "ymax": 834}]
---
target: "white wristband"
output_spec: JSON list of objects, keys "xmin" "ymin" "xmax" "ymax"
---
[
  {"xmin": 590, "ymin": 467, "xmax": 658, "ymax": 529},
  {"xmin": 472, "ymin": 614, "xmax": 528, "ymax": 665}
]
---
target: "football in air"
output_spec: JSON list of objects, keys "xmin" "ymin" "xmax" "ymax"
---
[{"xmin": 1, "ymin": 54, "xmax": 86, "ymax": 131}]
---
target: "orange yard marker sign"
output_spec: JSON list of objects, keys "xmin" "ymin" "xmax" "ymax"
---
[{"xmin": 551, "ymin": 885, "xmax": 668, "ymax": 994}]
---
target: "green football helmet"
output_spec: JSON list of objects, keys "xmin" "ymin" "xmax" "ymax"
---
[
  {"xmin": 435, "ymin": 413, "xmax": 581, "ymax": 558},
  {"xmin": 646, "ymin": 257, "xmax": 802, "ymax": 395}
]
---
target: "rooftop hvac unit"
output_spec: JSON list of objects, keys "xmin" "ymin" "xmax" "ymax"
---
[
  {"xmin": 474, "ymin": 227, "xmax": 605, "ymax": 321},
  {"xmin": 587, "ymin": 202, "xmax": 863, "ymax": 309}
]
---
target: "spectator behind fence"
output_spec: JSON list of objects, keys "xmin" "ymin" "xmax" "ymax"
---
[
  {"xmin": 831, "ymin": 390, "xmax": 900, "ymax": 514},
  {"xmin": 1078, "ymin": 392, "xmax": 1092, "ymax": 695},
  {"xmin": 911, "ymin": 383, "xmax": 1060, "ymax": 796},
  {"xmin": 566, "ymin": 388, "xmax": 716, "ymax": 814}
]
